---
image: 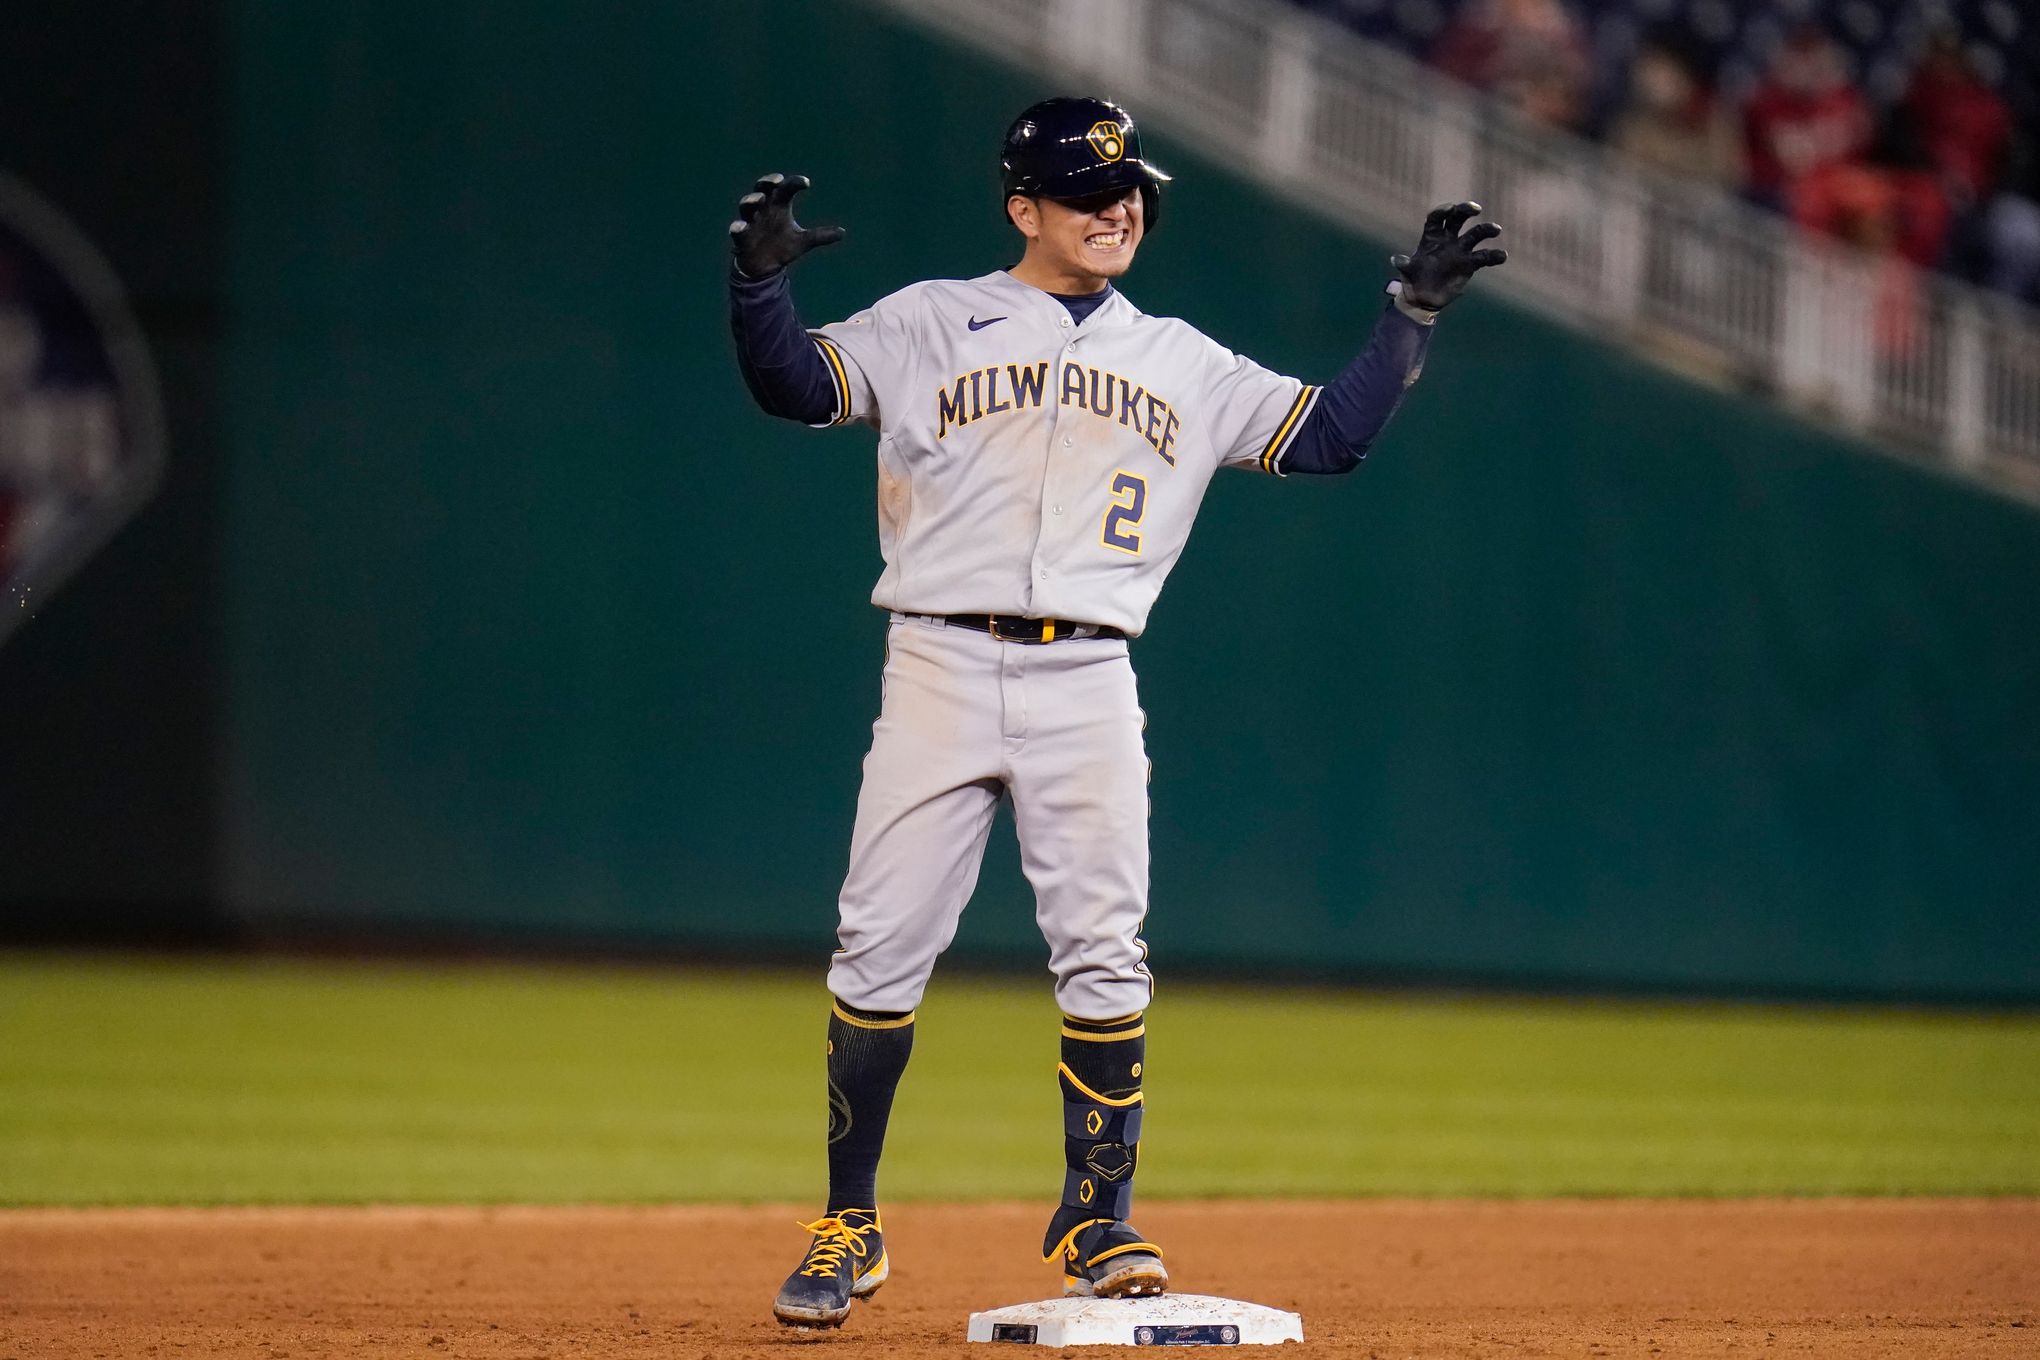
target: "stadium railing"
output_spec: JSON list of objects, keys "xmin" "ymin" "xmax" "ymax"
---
[{"xmin": 874, "ymin": 0, "xmax": 2040, "ymax": 505}]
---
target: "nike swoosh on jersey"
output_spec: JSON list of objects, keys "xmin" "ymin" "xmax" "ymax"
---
[{"xmin": 966, "ymin": 315, "xmax": 1008, "ymax": 331}]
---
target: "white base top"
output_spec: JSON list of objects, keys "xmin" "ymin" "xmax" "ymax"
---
[{"xmin": 966, "ymin": 1293, "xmax": 1304, "ymax": 1346}]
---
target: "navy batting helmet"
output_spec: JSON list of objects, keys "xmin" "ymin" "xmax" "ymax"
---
[{"xmin": 1000, "ymin": 97, "xmax": 1171, "ymax": 231}]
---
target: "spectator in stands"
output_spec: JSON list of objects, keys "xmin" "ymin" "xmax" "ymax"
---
[
  {"xmin": 1788, "ymin": 157, "xmax": 1927, "ymax": 360},
  {"xmin": 1787, "ymin": 119, "xmax": 1960, "ymax": 362},
  {"xmin": 1741, "ymin": 24, "xmax": 1872, "ymax": 212},
  {"xmin": 1895, "ymin": 23, "xmax": 2015, "ymax": 305},
  {"xmin": 1959, "ymin": 135, "xmax": 2040, "ymax": 304},
  {"xmin": 1790, "ymin": 111, "xmax": 1953, "ymax": 270},
  {"xmin": 1430, "ymin": 0, "xmax": 1592, "ymax": 131},
  {"xmin": 1605, "ymin": 27, "xmax": 1740, "ymax": 190},
  {"xmin": 1790, "ymin": 147, "xmax": 1950, "ymax": 270},
  {"xmin": 1901, "ymin": 26, "xmax": 2012, "ymax": 210}
]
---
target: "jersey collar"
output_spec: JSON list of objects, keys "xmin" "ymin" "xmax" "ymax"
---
[{"xmin": 985, "ymin": 270, "xmax": 1139, "ymax": 331}]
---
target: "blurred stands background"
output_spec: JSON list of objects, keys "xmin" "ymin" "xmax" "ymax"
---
[
  {"xmin": 3, "ymin": 0, "xmax": 2038, "ymax": 1006},
  {"xmin": 1303, "ymin": 0, "xmax": 2038, "ymax": 297},
  {"xmin": 912, "ymin": 0, "xmax": 2040, "ymax": 496}
]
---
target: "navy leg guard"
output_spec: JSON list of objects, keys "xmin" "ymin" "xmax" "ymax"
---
[{"xmin": 1042, "ymin": 1061, "xmax": 1144, "ymax": 1261}]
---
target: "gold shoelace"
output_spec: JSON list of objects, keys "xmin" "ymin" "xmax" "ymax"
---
[{"xmin": 795, "ymin": 1213, "xmax": 878, "ymax": 1279}]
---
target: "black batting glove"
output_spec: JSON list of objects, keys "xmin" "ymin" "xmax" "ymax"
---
[
  {"xmin": 729, "ymin": 173, "xmax": 845, "ymax": 280},
  {"xmin": 1389, "ymin": 201, "xmax": 1507, "ymax": 313}
]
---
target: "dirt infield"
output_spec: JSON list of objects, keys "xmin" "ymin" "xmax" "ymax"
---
[{"xmin": 1, "ymin": 1200, "xmax": 2033, "ymax": 1358}]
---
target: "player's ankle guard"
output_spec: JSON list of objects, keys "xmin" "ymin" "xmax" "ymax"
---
[{"xmin": 1043, "ymin": 1062, "xmax": 1144, "ymax": 1258}]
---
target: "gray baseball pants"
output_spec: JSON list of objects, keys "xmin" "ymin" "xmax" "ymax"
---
[{"xmin": 826, "ymin": 614, "xmax": 1153, "ymax": 1020}]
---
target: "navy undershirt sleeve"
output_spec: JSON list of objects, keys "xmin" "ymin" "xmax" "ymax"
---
[
  {"xmin": 1281, "ymin": 303, "xmax": 1436, "ymax": 476},
  {"xmin": 728, "ymin": 267, "xmax": 838, "ymax": 425}
]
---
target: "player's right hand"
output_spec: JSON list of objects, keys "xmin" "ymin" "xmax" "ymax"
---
[{"xmin": 730, "ymin": 174, "xmax": 846, "ymax": 280}]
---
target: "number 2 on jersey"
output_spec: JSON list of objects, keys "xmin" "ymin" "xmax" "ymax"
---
[{"xmin": 1101, "ymin": 471, "xmax": 1147, "ymax": 556}]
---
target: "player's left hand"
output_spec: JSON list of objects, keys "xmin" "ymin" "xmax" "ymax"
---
[
  {"xmin": 730, "ymin": 173, "xmax": 846, "ymax": 280},
  {"xmin": 1389, "ymin": 201, "xmax": 1506, "ymax": 313}
]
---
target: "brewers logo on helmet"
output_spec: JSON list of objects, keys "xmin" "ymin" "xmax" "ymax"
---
[{"xmin": 1086, "ymin": 120, "xmax": 1125, "ymax": 162}]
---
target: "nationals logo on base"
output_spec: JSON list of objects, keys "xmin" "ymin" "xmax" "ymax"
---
[{"xmin": 0, "ymin": 171, "xmax": 164, "ymax": 641}]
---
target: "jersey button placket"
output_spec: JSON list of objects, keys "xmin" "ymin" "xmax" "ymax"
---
[
  {"xmin": 1045, "ymin": 435, "xmax": 1074, "ymax": 559},
  {"xmin": 1035, "ymin": 335, "xmax": 1077, "ymax": 604},
  {"xmin": 1047, "ymin": 328, "xmax": 1088, "ymax": 585}
]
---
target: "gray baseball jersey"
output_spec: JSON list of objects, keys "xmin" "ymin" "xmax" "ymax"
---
[{"xmin": 809, "ymin": 271, "xmax": 1320, "ymax": 637}]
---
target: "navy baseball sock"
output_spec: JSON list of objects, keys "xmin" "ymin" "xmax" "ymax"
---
[
  {"xmin": 1060, "ymin": 1011, "xmax": 1145, "ymax": 1097},
  {"xmin": 1044, "ymin": 1012, "xmax": 1146, "ymax": 1257},
  {"xmin": 824, "ymin": 999, "xmax": 915, "ymax": 1215}
]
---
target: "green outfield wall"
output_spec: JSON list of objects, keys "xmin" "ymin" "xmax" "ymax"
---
[{"xmin": 189, "ymin": 0, "xmax": 2037, "ymax": 999}]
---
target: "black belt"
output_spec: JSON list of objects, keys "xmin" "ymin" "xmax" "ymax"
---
[{"xmin": 939, "ymin": 613, "xmax": 1125, "ymax": 643}]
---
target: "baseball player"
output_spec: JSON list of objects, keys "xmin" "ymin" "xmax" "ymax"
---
[{"xmin": 727, "ymin": 96, "xmax": 1504, "ymax": 1329}]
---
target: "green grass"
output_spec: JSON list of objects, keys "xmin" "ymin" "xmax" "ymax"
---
[{"xmin": 2, "ymin": 953, "xmax": 2036, "ymax": 1204}]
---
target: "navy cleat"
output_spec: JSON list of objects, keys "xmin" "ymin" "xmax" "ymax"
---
[
  {"xmin": 1053, "ymin": 1218, "xmax": 1167, "ymax": 1298},
  {"xmin": 772, "ymin": 1209, "xmax": 889, "ymax": 1329}
]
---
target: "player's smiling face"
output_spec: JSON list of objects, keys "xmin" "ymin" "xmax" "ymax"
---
[{"xmin": 1007, "ymin": 187, "xmax": 1145, "ymax": 294}]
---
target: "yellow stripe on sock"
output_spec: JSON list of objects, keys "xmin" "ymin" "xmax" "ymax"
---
[
  {"xmin": 1061, "ymin": 1011, "xmax": 1143, "ymax": 1041},
  {"xmin": 832, "ymin": 1002, "xmax": 915, "ymax": 1030},
  {"xmin": 1061, "ymin": 1023, "xmax": 1145, "ymax": 1042}
]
